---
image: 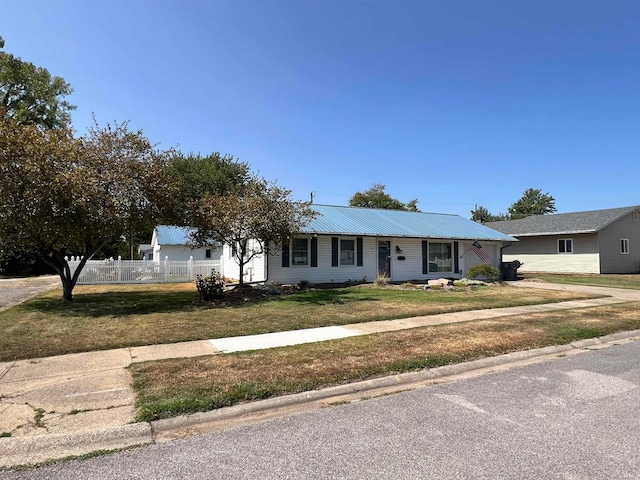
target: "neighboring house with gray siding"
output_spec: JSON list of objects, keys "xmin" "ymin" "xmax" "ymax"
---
[{"xmin": 487, "ymin": 206, "xmax": 640, "ymax": 274}]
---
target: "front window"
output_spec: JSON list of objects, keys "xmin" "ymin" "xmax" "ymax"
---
[
  {"xmin": 558, "ymin": 239, "xmax": 573, "ymax": 254},
  {"xmin": 621, "ymin": 238, "xmax": 630, "ymax": 254},
  {"xmin": 429, "ymin": 242, "xmax": 452, "ymax": 273},
  {"xmin": 292, "ymin": 238, "xmax": 309, "ymax": 265},
  {"xmin": 205, "ymin": 249, "xmax": 212, "ymax": 259},
  {"xmin": 340, "ymin": 239, "xmax": 355, "ymax": 265}
]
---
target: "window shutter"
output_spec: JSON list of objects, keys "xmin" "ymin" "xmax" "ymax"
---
[
  {"xmin": 454, "ymin": 241, "xmax": 459, "ymax": 273},
  {"xmin": 422, "ymin": 240, "xmax": 428, "ymax": 274},
  {"xmin": 356, "ymin": 237, "xmax": 363, "ymax": 266},
  {"xmin": 332, "ymin": 237, "xmax": 339, "ymax": 267},
  {"xmin": 282, "ymin": 241, "xmax": 289, "ymax": 268},
  {"xmin": 311, "ymin": 237, "xmax": 318, "ymax": 267}
]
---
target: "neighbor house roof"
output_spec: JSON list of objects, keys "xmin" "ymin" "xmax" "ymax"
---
[
  {"xmin": 486, "ymin": 206, "xmax": 640, "ymax": 237},
  {"xmin": 302, "ymin": 205, "xmax": 516, "ymax": 242},
  {"xmin": 154, "ymin": 225, "xmax": 196, "ymax": 245}
]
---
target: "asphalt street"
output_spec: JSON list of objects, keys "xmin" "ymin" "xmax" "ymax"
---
[{"xmin": 3, "ymin": 339, "xmax": 638, "ymax": 479}]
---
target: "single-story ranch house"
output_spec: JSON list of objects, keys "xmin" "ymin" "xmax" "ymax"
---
[
  {"xmin": 487, "ymin": 206, "xmax": 640, "ymax": 274},
  {"xmin": 153, "ymin": 205, "xmax": 516, "ymax": 284}
]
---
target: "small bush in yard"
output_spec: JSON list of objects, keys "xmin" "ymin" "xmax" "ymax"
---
[
  {"xmin": 195, "ymin": 269, "xmax": 225, "ymax": 301},
  {"xmin": 467, "ymin": 263, "xmax": 501, "ymax": 283}
]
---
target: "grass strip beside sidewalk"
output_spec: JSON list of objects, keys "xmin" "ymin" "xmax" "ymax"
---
[{"xmin": 131, "ymin": 301, "xmax": 640, "ymax": 422}]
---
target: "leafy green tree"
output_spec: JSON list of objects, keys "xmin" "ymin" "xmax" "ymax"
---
[
  {"xmin": 349, "ymin": 183, "xmax": 419, "ymax": 211},
  {"xmin": 190, "ymin": 177, "xmax": 317, "ymax": 286},
  {"xmin": 0, "ymin": 117, "xmax": 176, "ymax": 301},
  {"xmin": 167, "ymin": 152, "xmax": 250, "ymax": 224},
  {"xmin": 0, "ymin": 38, "xmax": 75, "ymax": 129},
  {"xmin": 470, "ymin": 205, "xmax": 509, "ymax": 223},
  {"xmin": 507, "ymin": 188, "xmax": 556, "ymax": 220}
]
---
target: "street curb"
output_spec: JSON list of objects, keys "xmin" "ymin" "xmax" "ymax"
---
[
  {"xmin": 149, "ymin": 328, "xmax": 640, "ymax": 440},
  {"xmin": 3, "ymin": 329, "xmax": 640, "ymax": 469},
  {"xmin": 0, "ymin": 423, "xmax": 152, "ymax": 469}
]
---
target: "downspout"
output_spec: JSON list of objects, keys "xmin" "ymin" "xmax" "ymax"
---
[
  {"xmin": 264, "ymin": 244, "xmax": 270, "ymax": 284},
  {"xmin": 500, "ymin": 242, "xmax": 515, "ymax": 263},
  {"xmin": 500, "ymin": 241, "xmax": 515, "ymax": 255},
  {"xmin": 499, "ymin": 241, "xmax": 517, "ymax": 276}
]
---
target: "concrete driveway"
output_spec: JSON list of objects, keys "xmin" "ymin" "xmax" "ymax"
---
[{"xmin": 0, "ymin": 276, "xmax": 60, "ymax": 312}]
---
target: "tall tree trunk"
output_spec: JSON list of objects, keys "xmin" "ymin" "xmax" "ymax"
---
[
  {"xmin": 39, "ymin": 251, "xmax": 90, "ymax": 302},
  {"xmin": 61, "ymin": 275, "xmax": 75, "ymax": 302},
  {"xmin": 238, "ymin": 259, "xmax": 245, "ymax": 286}
]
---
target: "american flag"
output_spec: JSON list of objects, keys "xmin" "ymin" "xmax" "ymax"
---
[{"xmin": 471, "ymin": 241, "xmax": 490, "ymax": 262}]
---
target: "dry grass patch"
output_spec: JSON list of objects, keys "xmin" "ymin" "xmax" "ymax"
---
[
  {"xmin": 0, "ymin": 283, "xmax": 599, "ymax": 361},
  {"xmin": 131, "ymin": 301, "xmax": 640, "ymax": 421}
]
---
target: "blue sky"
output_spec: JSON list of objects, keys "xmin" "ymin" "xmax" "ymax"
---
[{"xmin": 3, "ymin": 1, "xmax": 639, "ymax": 218}]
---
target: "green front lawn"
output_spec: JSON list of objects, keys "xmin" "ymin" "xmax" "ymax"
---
[{"xmin": 0, "ymin": 282, "xmax": 599, "ymax": 361}]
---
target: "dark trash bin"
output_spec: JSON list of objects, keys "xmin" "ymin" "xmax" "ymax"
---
[{"xmin": 501, "ymin": 260, "xmax": 522, "ymax": 281}]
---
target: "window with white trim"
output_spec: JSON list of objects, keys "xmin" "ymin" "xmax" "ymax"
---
[
  {"xmin": 558, "ymin": 238, "xmax": 573, "ymax": 254},
  {"xmin": 340, "ymin": 239, "xmax": 355, "ymax": 265},
  {"xmin": 292, "ymin": 238, "xmax": 309, "ymax": 265},
  {"xmin": 621, "ymin": 238, "xmax": 630, "ymax": 254},
  {"xmin": 428, "ymin": 242, "xmax": 453, "ymax": 273}
]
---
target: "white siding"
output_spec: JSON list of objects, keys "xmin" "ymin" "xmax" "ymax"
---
[
  {"xmin": 389, "ymin": 239, "xmax": 500, "ymax": 281},
  {"xmin": 390, "ymin": 239, "xmax": 501, "ymax": 281},
  {"xmin": 268, "ymin": 236, "xmax": 378, "ymax": 284},
  {"xmin": 153, "ymin": 245, "xmax": 220, "ymax": 262},
  {"xmin": 268, "ymin": 236, "xmax": 503, "ymax": 284},
  {"xmin": 458, "ymin": 241, "xmax": 501, "ymax": 277},
  {"xmin": 222, "ymin": 240, "xmax": 267, "ymax": 282},
  {"xmin": 389, "ymin": 238, "xmax": 423, "ymax": 281},
  {"xmin": 502, "ymin": 253, "xmax": 600, "ymax": 274}
]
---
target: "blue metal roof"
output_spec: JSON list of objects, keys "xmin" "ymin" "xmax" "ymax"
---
[
  {"xmin": 302, "ymin": 205, "xmax": 517, "ymax": 242},
  {"xmin": 155, "ymin": 225, "xmax": 196, "ymax": 245}
]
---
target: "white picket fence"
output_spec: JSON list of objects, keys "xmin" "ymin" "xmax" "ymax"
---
[{"xmin": 65, "ymin": 256, "xmax": 221, "ymax": 285}]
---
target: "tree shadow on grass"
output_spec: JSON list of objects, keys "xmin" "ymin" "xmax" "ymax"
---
[
  {"xmin": 274, "ymin": 288, "xmax": 381, "ymax": 306},
  {"xmin": 18, "ymin": 290, "xmax": 202, "ymax": 317},
  {"xmin": 17, "ymin": 285, "xmax": 382, "ymax": 318}
]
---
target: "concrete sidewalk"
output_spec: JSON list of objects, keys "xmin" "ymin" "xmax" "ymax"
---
[{"xmin": 2, "ymin": 280, "xmax": 640, "ymax": 468}]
